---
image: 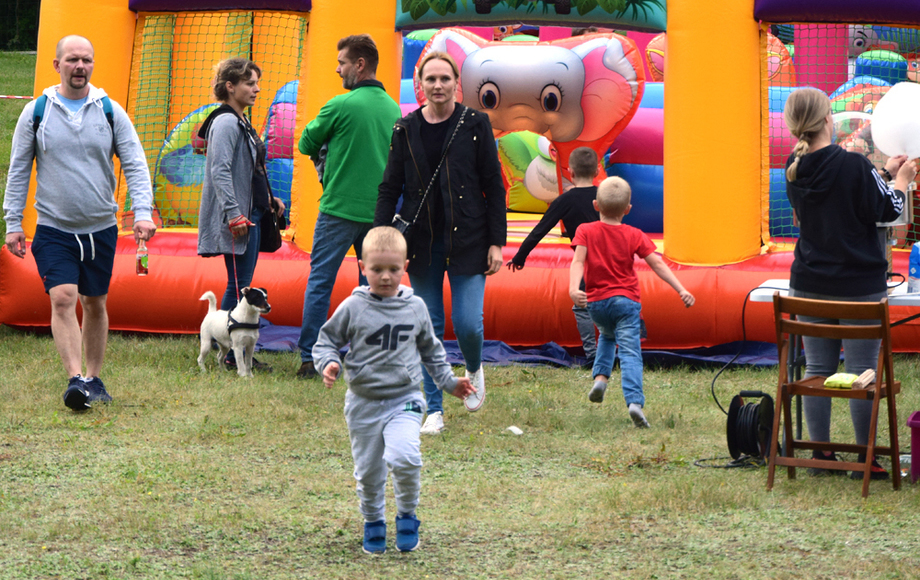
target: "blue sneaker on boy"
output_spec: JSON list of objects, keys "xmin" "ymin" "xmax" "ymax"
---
[
  {"xmin": 363, "ymin": 520, "xmax": 386, "ymax": 554},
  {"xmin": 395, "ymin": 514, "xmax": 420, "ymax": 552}
]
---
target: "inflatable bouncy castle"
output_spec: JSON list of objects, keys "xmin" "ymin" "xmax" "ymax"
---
[{"xmin": 5, "ymin": 0, "xmax": 920, "ymax": 353}]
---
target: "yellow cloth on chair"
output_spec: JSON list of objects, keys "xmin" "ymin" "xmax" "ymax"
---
[{"xmin": 824, "ymin": 373, "xmax": 858, "ymax": 389}]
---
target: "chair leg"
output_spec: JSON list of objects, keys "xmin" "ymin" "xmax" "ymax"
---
[
  {"xmin": 767, "ymin": 384, "xmax": 785, "ymax": 491},
  {"xmin": 782, "ymin": 389, "xmax": 796, "ymax": 480},
  {"xmin": 888, "ymin": 391, "xmax": 901, "ymax": 491},
  {"xmin": 861, "ymin": 394, "xmax": 883, "ymax": 498}
]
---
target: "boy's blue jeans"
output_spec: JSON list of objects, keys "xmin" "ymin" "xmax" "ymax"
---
[
  {"xmin": 409, "ymin": 253, "xmax": 485, "ymax": 416},
  {"xmin": 588, "ymin": 295, "xmax": 645, "ymax": 408}
]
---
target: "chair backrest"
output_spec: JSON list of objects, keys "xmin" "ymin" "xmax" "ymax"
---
[{"xmin": 772, "ymin": 293, "xmax": 894, "ymax": 385}]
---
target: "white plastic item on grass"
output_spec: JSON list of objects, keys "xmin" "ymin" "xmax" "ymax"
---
[
  {"xmin": 871, "ymin": 82, "xmax": 920, "ymax": 159},
  {"xmin": 506, "ymin": 426, "xmax": 524, "ymax": 435}
]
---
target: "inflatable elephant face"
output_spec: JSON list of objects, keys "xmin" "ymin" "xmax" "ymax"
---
[
  {"xmin": 419, "ymin": 29, "xmax": 644, "ymax": 144},
  {"xmin": 416, "ymin": 28, "xmax": 644, "ymax": 193},
  {"xmin": 459, "ymin": 44, "xmax": 587, "ymax": 142}
]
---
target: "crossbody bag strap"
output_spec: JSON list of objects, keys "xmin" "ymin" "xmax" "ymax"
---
[
  {"xmin": 408, "ymin": 106, "xmax": 468, "ymax": 225},
  {"xmin": 238, "ymin": 115, "xmax": 275, "ymax": 213}
]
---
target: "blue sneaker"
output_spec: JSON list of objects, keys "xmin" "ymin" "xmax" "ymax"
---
[
  {"xmin": 63, "ymin": 375, "xmax": 90, "ymax": 411},
  {"xmin": 362, "ymin": 520, "xmax": 386, "ymax": 555},
  {"xmin": 83, "ymin": 377, "xmax": 113, "ymax": 405},
  {"xmin": 395, "ymin": 514, "xmax": 420, "ymax": 552}
]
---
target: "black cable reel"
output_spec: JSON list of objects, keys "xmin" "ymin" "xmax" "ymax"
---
[{"xmin": 726, "ymin": 390, "xmax": 774, "ymax": 464}]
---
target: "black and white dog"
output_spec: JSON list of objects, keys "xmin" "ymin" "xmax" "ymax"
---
[{"xmin": 197, "ymin": 287, "xmax": 271, "ymax": 377}]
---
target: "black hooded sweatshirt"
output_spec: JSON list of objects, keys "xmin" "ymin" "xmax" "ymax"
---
[{"xmin": 785, "ymin": 145, "xmax": 904, "ymax": 296}]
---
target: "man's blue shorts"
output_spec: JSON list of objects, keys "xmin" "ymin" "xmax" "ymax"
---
[{"xmin": 31, "ymin": 224, "xmax": 118, "ymax": 296}]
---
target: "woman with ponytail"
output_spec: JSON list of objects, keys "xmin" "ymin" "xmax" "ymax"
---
[{"xmin": 783, "ymin": 87, "xmax": 917, "ymax": 478}]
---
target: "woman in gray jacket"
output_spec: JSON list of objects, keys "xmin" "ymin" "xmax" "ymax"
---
[
  {"xmin": 197, "ymin": 58, "xmax": 283, "ymax": 311},
  {"xmin": 197, "ymin": 58, "xmax": 283, "ymax": 370}
]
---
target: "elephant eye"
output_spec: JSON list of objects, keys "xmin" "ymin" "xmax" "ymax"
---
[
  {"xmin": 478, "ymin": 81, "xmax": 500, "ymax": 109},
  {"xmin": 541, "ymin": 84, "xmax": 562, "ymax": 112}
]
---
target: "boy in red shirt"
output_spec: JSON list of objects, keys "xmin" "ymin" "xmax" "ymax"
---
[{"xmin": 569, "ymin": 177, "xmax": 695, "ymax": 427}]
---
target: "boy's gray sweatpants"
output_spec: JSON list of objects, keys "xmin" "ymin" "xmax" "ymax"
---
[{"xmin": 344, "ymin": 389, "xmax": 426, "ymax": 522}]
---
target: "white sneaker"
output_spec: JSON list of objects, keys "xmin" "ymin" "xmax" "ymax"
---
[
  {"xmin": 464, "ymin": 367, "xmax": 485, "ymax": 412},
  {"xmin": 420, "ymin": 411, "xmax": 444, "ymax": 434},
  {"xmin": 628, "ymin": 403, "xmax": 650, "ymax": 428}
]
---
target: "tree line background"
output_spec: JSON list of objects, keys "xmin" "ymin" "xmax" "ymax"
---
[{"xmin": 1, "ymin": 0, "xmax": 39, "ymax": 51}]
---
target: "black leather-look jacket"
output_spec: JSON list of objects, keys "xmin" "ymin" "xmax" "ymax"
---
[{"xmin": 375, "ymin": 104, "xmax": 506, "ymax": 276}]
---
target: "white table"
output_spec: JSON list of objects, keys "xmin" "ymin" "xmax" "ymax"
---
[{"xmin": 751, "ymin": 278, "xmax": 920, "ymax": 308}]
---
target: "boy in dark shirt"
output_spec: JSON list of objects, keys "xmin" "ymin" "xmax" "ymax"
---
[{"xmin": 507, "ymin": 147, "xmax": 600, "ymax": 365}]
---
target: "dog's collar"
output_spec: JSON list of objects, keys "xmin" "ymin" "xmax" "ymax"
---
[{"xmin": 227, "ymin": 313, "xmax": 261, "ymax": 333}]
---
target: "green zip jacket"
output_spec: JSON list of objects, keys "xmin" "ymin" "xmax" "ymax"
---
[{"xmin": 298, "ymin": 80, "xmax": 402, "ymax": 223}]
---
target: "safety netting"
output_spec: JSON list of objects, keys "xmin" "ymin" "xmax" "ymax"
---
[
  {"xmin": 762, "ymin": 23, "xmax": 920, "ymax": 249},
  {"xmin": 121, "ymin": 11, "xmax": 307, "ymax": 230}
]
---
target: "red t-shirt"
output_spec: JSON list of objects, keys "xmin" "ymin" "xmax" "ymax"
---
[{"xmin": 572, "ymin": 221, "xmax": 656, "ymax": 303}]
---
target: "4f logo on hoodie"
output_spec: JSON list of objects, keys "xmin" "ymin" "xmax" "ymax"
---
[{"xmin": 366, "ymin": 324, "xmax": 414, "ymax": 351}]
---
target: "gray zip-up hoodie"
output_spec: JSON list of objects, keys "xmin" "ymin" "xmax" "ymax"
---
[
  {"xmin": 3, "ymin": 85, "xmax": 153, "ymax": 235},
  {"xmin": 197, "ymin": 109, "xmax": 258, "ymax": 256},
  {"xmin": 313, "ymin": 285, "xmax": 459, "ymax": 401}
]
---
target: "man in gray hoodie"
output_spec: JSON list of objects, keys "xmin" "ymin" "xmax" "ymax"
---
[{"xmin": 3, "ymin": 35, "xmax": 156, "ymax": 411}]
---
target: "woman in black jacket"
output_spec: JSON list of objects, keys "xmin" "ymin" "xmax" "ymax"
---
[
  {"xmin": 784, "ymin": 87, "xmax": 915, "ymax": 478},
  {"xmin": 375, "ymin": 51, "xmax": 506, "ymax": 434}
]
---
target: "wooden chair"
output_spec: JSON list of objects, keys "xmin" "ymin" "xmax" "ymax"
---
[{"xmin": 767, "ymin": 293, "xmax": 901, "ymax": 498}]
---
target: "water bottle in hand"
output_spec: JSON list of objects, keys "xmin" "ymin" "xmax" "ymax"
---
[{"xmin": 136, "ymin": 240, "xmax": 149, "ymax": 276}]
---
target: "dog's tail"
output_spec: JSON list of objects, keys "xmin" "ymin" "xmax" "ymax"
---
[{"xmin": 200, "ymin": 291, "xmax": 218, "ymax": 313}]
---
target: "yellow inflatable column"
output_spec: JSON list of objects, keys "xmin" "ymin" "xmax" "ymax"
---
[
  {"xmin": 291, "ymin": 0, "xmax": 400, "ymax": 251},
  {"xmin": 663, "ymin": 0, "xmax": 761, "ymax": 265},
  {"xmin": 34, "ymin": 0, "xmax": 135, "ymax": 101},
  {"xmin": 23, "ymin": 0, "xmax": 136, "ymax": 236}
]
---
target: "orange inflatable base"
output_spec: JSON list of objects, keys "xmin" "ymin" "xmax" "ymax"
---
[{"xmin": 3, "ymin": 231, "xmax": 920, "ymax": 352}]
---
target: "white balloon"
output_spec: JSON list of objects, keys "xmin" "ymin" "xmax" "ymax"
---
[{"xmin": 871, "ymin": 82, "xmax": 920, "ymax": 158}]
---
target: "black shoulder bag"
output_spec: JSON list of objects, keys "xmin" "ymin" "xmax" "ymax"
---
[
  {"xmin": 240, "ymin": 117, "xmax": 287, "ymax": 253},
  {"xmin": 392, "ymin": 107, "xmax": 468, "ymax": 245}
]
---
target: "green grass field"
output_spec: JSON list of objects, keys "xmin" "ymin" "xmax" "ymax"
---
[
  {"xmin": 1, "ymin": 327, "xmax": 919, "ymax": 579},
  {"xmin": 2, "ymin": 51, "xmax": 920, "ymax": 579}
]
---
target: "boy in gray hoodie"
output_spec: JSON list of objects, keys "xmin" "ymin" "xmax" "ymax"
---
[{"xmin": 313, "ymin": 226, "xmax": 474, "ymax": 555}]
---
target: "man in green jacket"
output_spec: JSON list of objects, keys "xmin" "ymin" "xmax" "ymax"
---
[{"xmin": 297, "ymin": 34, "xmax": 402, "ymax": 379}]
